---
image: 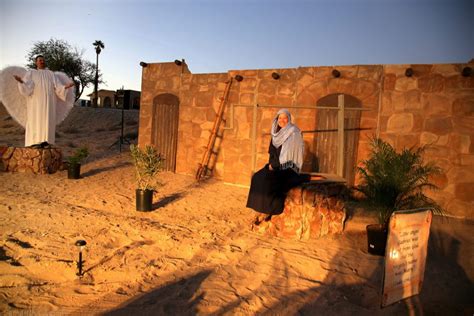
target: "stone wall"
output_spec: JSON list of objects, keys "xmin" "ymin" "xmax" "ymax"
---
[
  {"xmin": 1, "ymin": 147, "xmax": 62, "ymax": 174},
  {"xmin": 139, "ymin": 61, "xmax": 474, "ymax": 219},
  {"xmin": 252, "ymin": 182, "xmax": 348, "ymax": 239},
  {"xmin": 378, "ymin": 64, "xmax": 474, "ymax": 219}
]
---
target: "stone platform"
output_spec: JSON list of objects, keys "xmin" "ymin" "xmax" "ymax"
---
[
  {"xmin": 0, "ymin": 146, "xmax": 63, "ymax": 174},
  {"xmin": 252, "ymin": 180, "xmax": 348, "ymax": 240}
]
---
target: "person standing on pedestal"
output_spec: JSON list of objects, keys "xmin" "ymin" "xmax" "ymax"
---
[{"xmin": 13, "ymin": 55, "xmax": 75, "ymax": 147}]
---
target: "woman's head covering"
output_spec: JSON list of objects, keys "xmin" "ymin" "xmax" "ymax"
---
[{"xmin": 271, "ymin": 109, "xmax": 304, "ymax": 173}]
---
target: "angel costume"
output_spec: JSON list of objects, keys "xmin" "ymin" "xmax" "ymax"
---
[{"xmin": 0, "ymin": 66, "xmax": 75, "ymax": 147}]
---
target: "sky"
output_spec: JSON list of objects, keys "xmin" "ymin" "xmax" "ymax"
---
[{"xmin": 1, "ymin": 0, "xmax": 473, "ymax": 99}]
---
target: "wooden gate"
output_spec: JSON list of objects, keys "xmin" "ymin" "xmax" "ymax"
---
[
  {"xmin": 152, "ymin": 94, "xmax": 179, "ymax": 172},
  {"xmin": 314, "ymin": 94, "xmax": 362, "ymax": 185}
]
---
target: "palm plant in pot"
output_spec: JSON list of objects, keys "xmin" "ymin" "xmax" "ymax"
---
[
  {"xmin": 355, "ymin": 138, "xmax": 444, "ymax": 256},
  {"xmin": 130, "ymin": 144, "xmax": 164, "ymax": 211},
  {"xmin": 66, "ymin": 147, "xmax": 89, "ymax": 179}
]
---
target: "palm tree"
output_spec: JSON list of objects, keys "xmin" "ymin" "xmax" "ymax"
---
[
  {"xmin": 355, "ymin": 138, "xmax": 444, "ymax": 226},
  {"xmin": 92, "ymin": 40, "xmax": 104, "ymax": 107}
]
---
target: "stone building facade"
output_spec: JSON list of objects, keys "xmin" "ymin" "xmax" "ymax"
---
[{"xmin": 138, "ymin": 61, "xmax": 474, "ymax": 219}]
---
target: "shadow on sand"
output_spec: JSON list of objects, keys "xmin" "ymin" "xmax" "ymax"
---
[
  {"xmin": 101, "ymin": 217, "xmax": 473, "ymax": 315},
  {"xmin": 104, "ymin": 270, "xmax": 212, "ymax": 315},
  {"xmin": 257, "ymin": 216, "xmax": 474, "ymax": 315},
  {"xmin": 151, "ymin": 178, "xmax": 217, "ymax": 210},
  {"xmin": 152, "ymin": 193, "xmax": 184, "ymax": 209},
  {"xmin": 81, "ymin": 161, "xmax": 132, "ymax": 178}
]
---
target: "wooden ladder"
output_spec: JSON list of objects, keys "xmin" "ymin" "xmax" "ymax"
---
[{"xmin": 196, "ymin": 79, "xmax": 233, "ymax": 181}]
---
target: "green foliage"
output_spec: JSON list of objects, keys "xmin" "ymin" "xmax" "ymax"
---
[
  {"xmin": 26, "ymin": 38, "xmax": 102, "ymax": 101},
  {"xmin": 130, "ymin": 144, "xmax": 164, "ymax": 191},
  {"xmin": 355, "ymin": 138, "xmax": 444, "ymax": 225},
  {"xmin": 67, "ymin": 147, "xmax": 89, "ymax": 165}
]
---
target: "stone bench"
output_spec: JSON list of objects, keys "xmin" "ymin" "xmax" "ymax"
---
[
  {"xmin": 0, "ymin": 146, "xmax": 63, "ymax": 174},
  {"xmin": 252, "ymin": 179, "xmax": 348, "ymax": 240}
]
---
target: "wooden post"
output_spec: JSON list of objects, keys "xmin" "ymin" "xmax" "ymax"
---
[
  {"xmin": 251, "ymin": 103, "xmax": 258, "ymax": 173},
  {"xmin": 337, "ymin": 94, "xmax": 345, "ymax": 177}
]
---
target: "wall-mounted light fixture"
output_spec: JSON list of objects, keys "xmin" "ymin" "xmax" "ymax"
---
[
  {"xmin": 139, "ymin": 61, "xmax": 148, "ymax": 67},
  {"xmin": 462, "ymin": 66, "xmax": 472, "ymax": 77},
  {"xmin": 235, "ymin": 75, "xmax": 243, "ymax": 82},
  {"xmin": 332, "ymin": 69, "xmax": 341, "ymax": 78},
  {"xmin": 405, "ymin": 68, "xmax": 414, "ymax": 77},
  {"xmin": 271, "ymin": 72, "xmax": 280, "ymax": 80}
]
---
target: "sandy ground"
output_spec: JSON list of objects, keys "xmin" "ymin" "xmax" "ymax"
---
[{"xmin": 0, "ymin": 104, "xmax": 473, "ymax": 315}]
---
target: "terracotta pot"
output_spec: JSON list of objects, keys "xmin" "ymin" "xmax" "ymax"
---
[
  {"xmin": 136, "ymin": 189, "xmax": 153, "ymax": 211},
  {"xmin": 366, "ymin": 224, "xmax": 388, "ymax": 256}
]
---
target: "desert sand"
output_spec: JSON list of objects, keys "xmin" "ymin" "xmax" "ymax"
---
[{"xmin": 0, "ymin": 104, "xmax": 473, "ymax": 315}]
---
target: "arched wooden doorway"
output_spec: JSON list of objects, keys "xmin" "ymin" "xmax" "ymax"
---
[
  {"xmin": 314, "ymin": 93, "xmax": 362, "ymax": 185},
  {"xmin": 152, "ymin": 94, "xmax": 180, "ymax": 172}
]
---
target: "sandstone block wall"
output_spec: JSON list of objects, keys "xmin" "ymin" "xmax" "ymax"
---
[
  {"xmin": 139, "ymin": 61, "xmax": 474, "ymax": 219},
  {"xmin": 378, "ymin": 64, "xmax": 474, "ymax": 219}
]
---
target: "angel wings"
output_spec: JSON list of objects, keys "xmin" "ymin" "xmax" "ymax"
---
[{"xmin": 0, "ymin": 66, "xmax": 75, "ymax": 128}]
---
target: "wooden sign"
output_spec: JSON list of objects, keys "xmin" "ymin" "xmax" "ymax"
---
[{"xmin": 381, "ymin": 209, "xmax": 433, "ymax": 307}]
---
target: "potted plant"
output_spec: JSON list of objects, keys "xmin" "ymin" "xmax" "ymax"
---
[
  {"xmin": 355, "ymin": 138, "xmax": 444, "ymax": 256},
  {"xmin": 66, "ymin": 147, "xmax": 89, "ymax": 179},
  {"xmin": 130, "ymin": 144, "xmax": 164, "ymax": 211}
]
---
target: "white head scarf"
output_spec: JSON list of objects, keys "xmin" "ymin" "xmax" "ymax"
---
[{"xmin": 271, "ymin": 109, "xmax": 304, "ymax": 173}]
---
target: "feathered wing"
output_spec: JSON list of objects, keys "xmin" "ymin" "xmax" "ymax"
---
[
  {"xmin": 0, "ymin": 66, "xmax": 27, "ymax": 127},
  {"xmin": 0, "ymin": 67, "xmax": 75, "ymax": 127},
  {"xmin": 54, "ymin": 71, "xmax": 75, "ymax": 124}
]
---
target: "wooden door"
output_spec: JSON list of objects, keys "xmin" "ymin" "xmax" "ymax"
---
[
  {"xmin": 152, "ymin": 94, "xmax": 179, "ymax": 172},
  {"xmin": 314, "ymin": 94, "xmax": 361, "ymax": 185}
]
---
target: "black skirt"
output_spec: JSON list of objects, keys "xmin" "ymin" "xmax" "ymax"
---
[{"xmin": 246, "ymin": 164, "xmax": 308, "ymax": 215}]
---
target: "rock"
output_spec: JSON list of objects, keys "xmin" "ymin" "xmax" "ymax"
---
[
  {"xmin": 253, "ymin": 182, "xmax": 348, "ymax": 240},
  {"xmin": 0, "ymin": 147, "xmax": 63, "ymax": 174}
]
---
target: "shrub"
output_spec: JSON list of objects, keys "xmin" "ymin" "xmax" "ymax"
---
[
  {"xmin": 130, "ymin": 144, "xmax": 164, "ymax": 191},
  {"xmin": 355, "ymin": 138, "xmax": 444, "ymax": 225},
  {"xmin": 67, "ymin": 147, "xmax": 89, "ymax": 165}
]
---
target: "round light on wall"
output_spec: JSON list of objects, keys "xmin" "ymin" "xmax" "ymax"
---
[
  {"xmin": 235, "ymin": 75, "xmax": 244, "ymax": 82},
  {"xmin": 405, "ymin": 68, "xmax": 414, "ymax": 77},
  {"xmin": 174, "ymin": 59, "xmax": 182, "ymax": 66},
  {"xmin": 271, "ymin": 72, "xmax": 280, "ymax": 80},
  {"xmin": 332, "ymin": 69, "xmax": 341, "ymax": 78}
]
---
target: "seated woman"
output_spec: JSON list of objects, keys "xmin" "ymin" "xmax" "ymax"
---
[{"xmin": 246, "ymin": 109, "xmax": 310, "ymax": 225}]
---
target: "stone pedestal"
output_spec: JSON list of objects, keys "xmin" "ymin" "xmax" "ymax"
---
[
  {"xmin": 253, "ymin": 182, "xmax": 348, "ymax": 240},
  {"xmin": 0, "ymin": 146, "xmax": 63, "ymax": 174}
]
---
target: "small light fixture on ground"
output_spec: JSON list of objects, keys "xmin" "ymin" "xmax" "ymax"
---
[
  {"xmin": 75, "ymin": 240, "xmax": 87, "ymax": 277},
  {"xmin": 405, "ymin": 68, "xmax": 414, "ymax": 77},
  {"xmin": 139, "ymin": 61, "xmax": 148, "ymax": 67},
  {"xmin": 235, "ymin": 75, "xmax": 243, "ymax": 82},
  {"xmin": 271, "ymin": 72, "xmax": 280, "ymax": 80},
  {"xmin": 174, "ymin": 59, "xmax": 182, "ymax": 66},
  {"xmin": 332, "ymin": 69, "xmax": 341, "ymax": 78}
]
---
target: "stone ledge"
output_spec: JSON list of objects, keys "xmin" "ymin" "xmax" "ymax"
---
[
  {"xmin": 0, "ymin": 146, "xmax": 63, "ymax": 174},
  {"xmin": 252, "ymin": 181, "xmax": 348, "ymax": 240}
]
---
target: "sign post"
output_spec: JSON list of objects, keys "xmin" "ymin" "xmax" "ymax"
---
[{"xmin": 382, "ymin": 209, "xmax": 433, "ymax": 307}]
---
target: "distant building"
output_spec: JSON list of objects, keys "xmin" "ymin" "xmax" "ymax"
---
[
  {"xmin": 87, "ymin": 89, "xmax": 140, "ymax": 109},
  {"xmin": 74, "ymin": 98, "xmax": 89, "ymax": 107}
]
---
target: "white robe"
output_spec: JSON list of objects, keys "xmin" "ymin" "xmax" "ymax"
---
[{"xmin": 17, "ymin": 69, "xmax": 68, "ymax": 146}]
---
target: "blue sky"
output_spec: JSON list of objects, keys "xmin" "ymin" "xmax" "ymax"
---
[{"xmin": 1, "ymin": 0, "xmax": 473, "ymax": 98}]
